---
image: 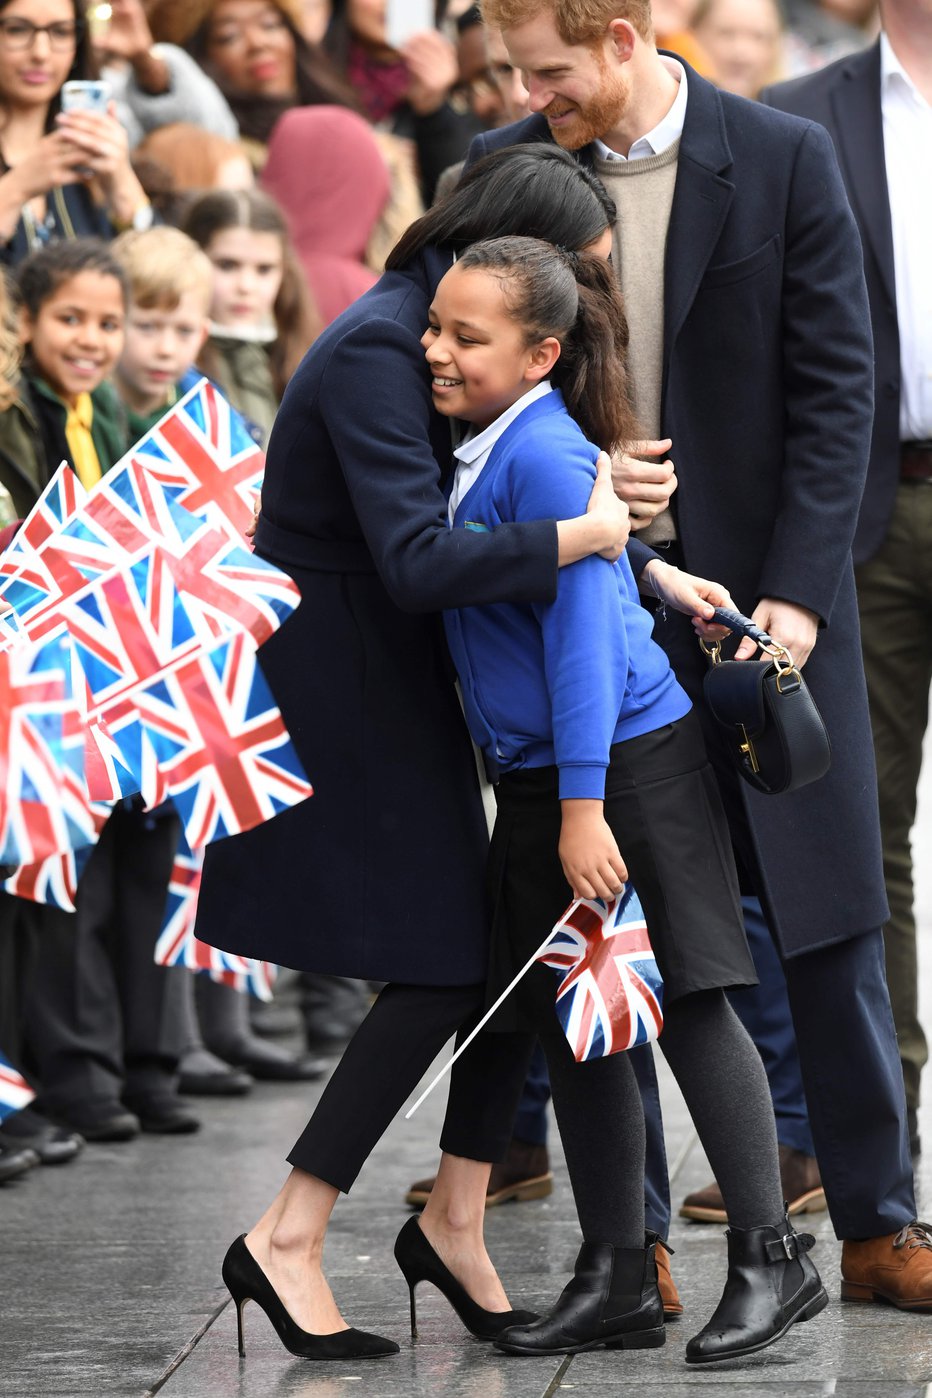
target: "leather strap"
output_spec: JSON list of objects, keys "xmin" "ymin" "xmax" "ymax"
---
[
  {"xmin": 710, "ymin": 606, "xmax": 777, "ymax": 651},
  {"xmin": 764, "ymin": 1231, "xmax": 815, "ymax": 1263}
]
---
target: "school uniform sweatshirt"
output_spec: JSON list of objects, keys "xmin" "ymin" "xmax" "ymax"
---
[{"xmin": 443, "ymin": 390, "xmax": 690, "ymax": 799}]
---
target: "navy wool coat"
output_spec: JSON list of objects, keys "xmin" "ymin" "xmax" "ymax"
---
[
  {"xmin": 762, "ymin": 42, "xmax": 902, "ymax": 566},
  {"xmin": 194, "ymin": 249, "xmax": 564, "ymax": 984},
  {"xmin": 471, "ymin": 65, "xmax": 888, "ymax": 956}
]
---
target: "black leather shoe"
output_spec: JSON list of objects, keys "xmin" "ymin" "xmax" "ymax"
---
[
  {"xmin": 123, "ymin": 1094, "xmax": 201, "ymax": 1135},
  {"xmin": 0, "ymin": 1110, "xmax": 84, "ymax": 1165},
  {"xmin": 222, "ymin": 1234, "xmax": 399, "ymax": 1360},
  {"xmin": 178, "ymin": 1067, "xmax": 254, "ymax": 1096},
  {"xmin": 494, "ymin": 1235, "xmax": 666, "ymax": 1355},
  {"xmin": 685, "ymin": 1212, "xmax": 828, "ymax": 1364},
  {"xmin": 54, "ymin": 1105, "xmax": 140, "ymax": 1142},
  {"xmin": 394, "ymin": 1215, "xmax": 537, "ymax": 1340},
  {"xmin": 216, "ymin": 1039, "xmax": 327, "ymax": 1082},
  {"xmin": 0, "ymin": 1144, "xmax": 39, "ymax": 1183}
]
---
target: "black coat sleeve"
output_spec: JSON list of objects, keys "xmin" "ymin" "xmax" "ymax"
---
[{"xmin": 317, "ymin": 316, "xmax": 559, "ymax": 613}]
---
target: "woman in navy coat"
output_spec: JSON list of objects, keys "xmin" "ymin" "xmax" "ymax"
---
[{"xmin": 200, "ymin": 147, "xmax": 729, "ymax": 1361}]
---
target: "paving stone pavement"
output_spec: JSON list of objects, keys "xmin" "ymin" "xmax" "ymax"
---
[{"xmin": 4, "ymin": 748, "xmax": 932, "ymax": 1398}]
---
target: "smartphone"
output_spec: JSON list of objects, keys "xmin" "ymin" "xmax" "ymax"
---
[
  {"xmin": 386, "ymin": 0, "xmax": 433, "ymax": 50},
  {"xmin": 60, "ymin": 80, "xmax": 112, "ymax": 114}
]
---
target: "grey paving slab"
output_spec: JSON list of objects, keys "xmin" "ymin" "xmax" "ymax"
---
[{"xmin": 4, "ymin": 738, "xmax": 932, "ymax": 1398}]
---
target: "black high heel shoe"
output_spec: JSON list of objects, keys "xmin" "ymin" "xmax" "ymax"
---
[
  {"xmin": 221, "ymin": 1234, "xmax": 399, "ymax": 1360},
  {"xmin": 393, "ymin": 1215, "xmax": 537, "ymax": 1340}
]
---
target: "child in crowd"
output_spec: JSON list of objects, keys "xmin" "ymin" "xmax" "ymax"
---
[
  {"xmin": 0, "ymin": 240, "xmax": 128, "ymax": 521},
  {"xmin": 181, "ymin": 189, "xmax": 320, "ymax": 446},
  {"xmin": 422, "ymin": 237, "xmax": 825, "ymax": 1364},
  {"xmin": 111, "ymin": 226, "xmax": 213, "ymax": 439}
]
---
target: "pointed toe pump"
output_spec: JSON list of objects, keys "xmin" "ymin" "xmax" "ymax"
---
[
  {"xmin": 222, "ymin": 1235, "xmax": 399, "ymax": 1360},
  {"xmin": 393, "ymin": 1215, "xmax": 537, "ymax": 1340},
  {"xmin": 685, "ymin": 1213, "xmax": 828, "ymax": 1365},
  {"xmin": 494, "ymin": 1236, "xmax": 666, "ymax": 1356}
]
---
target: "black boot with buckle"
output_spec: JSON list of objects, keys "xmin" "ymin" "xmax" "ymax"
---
[
  {"xmin": 494, "ymin": 1233, "xmax": 666, "ymax": 1356},
  {"xmin": 685, "ymin": 1210, "xmax": 828, "ymax": 1364}
]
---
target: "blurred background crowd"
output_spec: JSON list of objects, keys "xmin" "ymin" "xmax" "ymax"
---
[{"xmin": 0, "ymin": 0, "xmax": 882, "ymax": 1185}]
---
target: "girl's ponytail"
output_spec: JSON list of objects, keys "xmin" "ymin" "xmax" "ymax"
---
[{"xmin": 554, "ymin": 252, "xmax": 638, "ymax": 452}]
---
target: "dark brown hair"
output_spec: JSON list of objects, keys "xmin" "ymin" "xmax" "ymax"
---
[
  {"xmin": 16, "ymin": 236, "xmax": 128, "ymax": 318},
  {"xmin": 0, "ymin": 0, "xmax": 98, "ymax": 131},
  {"xmin": 386, "ymin": 145, "xmax": 615, "ymax": 270},
  {"xmin": 457, "ymin": 235, "xmax": 637, "ymax": 451},
  {"xmin": 181, "ymin": 189, "xmax": 320, "ymax": 399}
]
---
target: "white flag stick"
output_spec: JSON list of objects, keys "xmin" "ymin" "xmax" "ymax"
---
[{"xmin": 404, "ymin": 928, "xmax": 557, "ymax": 1120}]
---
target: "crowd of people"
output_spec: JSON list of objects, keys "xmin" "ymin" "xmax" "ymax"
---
[{"xmin": 0, "ymin": 0, "xmax": 930, "ymax": 1373}]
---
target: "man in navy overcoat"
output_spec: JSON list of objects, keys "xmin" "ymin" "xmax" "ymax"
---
[{"xmin": 471, "ymin": 0, "xmax": 926, "ymax": 1306}]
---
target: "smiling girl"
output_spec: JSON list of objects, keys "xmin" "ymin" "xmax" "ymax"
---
[
  {"xmin": 0, "ymin": 237, "xmax": 127, "ymax": 516},
  {"xmin": 427, "ymin": 236, "xmax": 826, "ymax": 1364}
]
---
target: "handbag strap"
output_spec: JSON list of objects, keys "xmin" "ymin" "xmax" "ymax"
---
[{"xmin": 701, "ymin": 607, "xmax": 798, "ymax": 670}]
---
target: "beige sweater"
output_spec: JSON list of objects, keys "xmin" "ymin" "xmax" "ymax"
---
[{"xmin": 594, "ymin": 140, "xmax": 679, "ymax": 544}]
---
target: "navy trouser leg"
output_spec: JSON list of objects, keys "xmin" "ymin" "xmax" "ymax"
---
[
  {"xmin": 512, "ymin": 1040, "xmax": 550, "ymax": 1146},
  {"xmin": 728, "ymin": 896, "xmax": 815, "ymax": 1156},
  {"xmin": 631, "ymin": 1043, "xmax": 672, "ymax": 1238},
  {"xmin": 783, "ymin": 929, "xmax": 915, "ymax": 1238}
]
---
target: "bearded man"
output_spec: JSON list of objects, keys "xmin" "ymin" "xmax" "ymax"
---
[{"xmin": 467, "ymin": 0, "xmax": 930, "ymax": 1347}]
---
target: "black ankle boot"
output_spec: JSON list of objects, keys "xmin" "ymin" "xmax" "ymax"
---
[
  {"xmin": 494, "ymin": 1235, "xmax": 665, "ymax": 1355},
  {"xmin": 685, "ymin": 1212, "xmax": 828, "ymax": 1364}
]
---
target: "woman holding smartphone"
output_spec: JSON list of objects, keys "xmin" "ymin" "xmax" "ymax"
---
[{"xmin": 0, "ymin": 0, "xmax": 150, "ymax": 264}]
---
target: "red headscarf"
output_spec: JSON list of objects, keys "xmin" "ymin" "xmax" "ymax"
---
[{"xmin": 262, "ymin": 106, "xmax": 392, "ymax": 325}]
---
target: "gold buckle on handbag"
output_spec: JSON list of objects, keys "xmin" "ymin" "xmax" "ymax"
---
[{"xmin": 739, "ymin": 724, "xmax": 760, "ymax": 773}]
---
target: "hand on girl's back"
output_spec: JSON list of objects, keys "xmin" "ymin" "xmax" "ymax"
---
[{"xmin": 559, "ymin": 799, "xmax": 628, "ymax": 902}]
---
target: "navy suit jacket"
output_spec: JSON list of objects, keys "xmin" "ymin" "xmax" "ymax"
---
[
  {"xmin": 762, "ymin": 42, "xmax": 899, "ymax": 565},
  {"xmin": 469, "ymin": 67, "xmax": 888, "ymax": 953}
]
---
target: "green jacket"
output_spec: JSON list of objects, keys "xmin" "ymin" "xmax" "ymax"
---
[
  {"xmin": 0, "ymin": 375, "xmax": 128, "ymax": 525},
  {"xmin": 204, "ymin": 334, "xmax": 277, "ymax": 448}
]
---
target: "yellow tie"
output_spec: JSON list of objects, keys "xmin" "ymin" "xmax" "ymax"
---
[{"xmin": 65, "ymin": 393, "xmax": 101, "ymax": 489}]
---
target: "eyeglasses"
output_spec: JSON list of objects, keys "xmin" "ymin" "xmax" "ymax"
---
[{"xmin": 0, "ymin": 17, "xmax": 82, "ymax": 49}]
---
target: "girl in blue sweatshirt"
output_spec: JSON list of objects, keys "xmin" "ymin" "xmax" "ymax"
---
[{"xmin": 422, "ymin": 237, "xmax": 825, "ymax": 1363}]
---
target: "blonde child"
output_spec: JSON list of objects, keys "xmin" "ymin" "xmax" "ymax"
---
[
  {"xmin": 111, "ymin": 226, "xmax": 213, "ymax": 440},
  {"xmin": 181, "ymin": 189, "xmax": 320, "ymax": 447},
  {"xmin": 0, "ymin": 240, "xmax": 127, "ymax": 521}
]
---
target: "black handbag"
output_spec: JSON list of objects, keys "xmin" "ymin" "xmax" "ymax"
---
[{"xmin": 699, "ymin": 607, "xmax": 831, "ymax": 796}]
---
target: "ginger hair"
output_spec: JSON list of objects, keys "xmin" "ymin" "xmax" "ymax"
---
[{"xmin": 481, "ymin": 0, "xmax": 653, "ymax": 47}]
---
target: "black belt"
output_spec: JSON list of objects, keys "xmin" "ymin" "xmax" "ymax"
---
[{"xmin": 901, "ymin": 440, "xmax": 932, "ymax": 481}]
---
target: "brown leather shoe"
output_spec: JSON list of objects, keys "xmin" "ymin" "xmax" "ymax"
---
[
  {"xmin": 405, "ymin": 1139, "xmax": 553, "ymax": 1208},
  {"xmin": 679, "ymin": 1143, "xmax": 827, "ymax": 1224},
  {"xmin": 656, "ymin": 1240, "xmax": 683, "ymax": 1320},
  {"xmin": 841, "ymin": 1223, "xmax": 932, "ymax": 1310}
]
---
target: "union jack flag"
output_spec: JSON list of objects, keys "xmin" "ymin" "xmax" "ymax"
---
[
  {"xmin": 0, "ymin": 466, "xmax": 88, "ymax": 633},
  {"xmin": 154, "ymin": 832, "xmax": 276, "ymax": 999},
  {"xmin": 0, "ymin": 1052, "xmax": 34, "ymax": 1123},
  {"xmin": 129, "ymin": 630, "xmax": 313, "ymax": 848},
  {"xmin": 4, "ymin": 803, "xmax": 110, "ymax": 911},
  {"xmin": 112, "ymin": 378, "xmax": 263, "ymax": 536},
  {"xmin": 536, "ymin": 886, "xmax": 664, "ymax": 1061},
  {"xmin": 0, "ymin": 633, "xmax": 97, "ymax": 868}
]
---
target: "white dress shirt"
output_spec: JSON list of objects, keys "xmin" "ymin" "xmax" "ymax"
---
[
  {"xmin": 448, "ymin": 382, "xmax": 554, "ymax": 523},
  {"xmin": 881, "ymin": 32, "xmax": 932, "ymax": 440},
  {"xmin": 593, "ymin": 56, "xmax": 688, "ymax": 163}
]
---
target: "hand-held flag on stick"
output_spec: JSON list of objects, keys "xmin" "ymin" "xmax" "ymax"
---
[
  {"xmin": 0, "ymin": 1051, "xmax": 35, "ymax": 1122},
  {"xmin": 537, "ymin": 887, "xmax": 664, "ymax": 1062},
  {"xmin": 405, "ymin": 883, "xmax": 663, "ymax": 1118}
]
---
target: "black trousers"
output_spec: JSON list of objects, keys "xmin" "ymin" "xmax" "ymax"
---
[
  {"xmin": 288, "ymin": 981, "xmax": 535, "ymax": 1193},
  {"xmin": 22, "ymin": 802, "xmax": 185, "ymax": 1115}
]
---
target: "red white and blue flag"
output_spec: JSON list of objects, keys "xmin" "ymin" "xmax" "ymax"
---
[
  {"xmin": 536, "ymin": 886, "xmax": 664, "ymax": 1061},
  {"xmin": 112, "ymin": 378, "xmax": 264, "ymax": 536},
  {"xmin": 154, "ymin": 832, "xmax": 276, "ymax": 999},
  {"xmin": 129, "ymin": 630, "xmax": 313, "ymax": 848},
  {"xmin": 0, "ymin": 1052, "xmax": 34, "ymax": 1122},
  {"xmin": 0, "ymin": 633, "xmax": 96, "ymax": 869}
]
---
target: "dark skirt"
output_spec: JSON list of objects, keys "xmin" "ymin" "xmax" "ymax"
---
[{"xmin": 485, "ymin": 710, "xmax": 758, "ymax": 1031}]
